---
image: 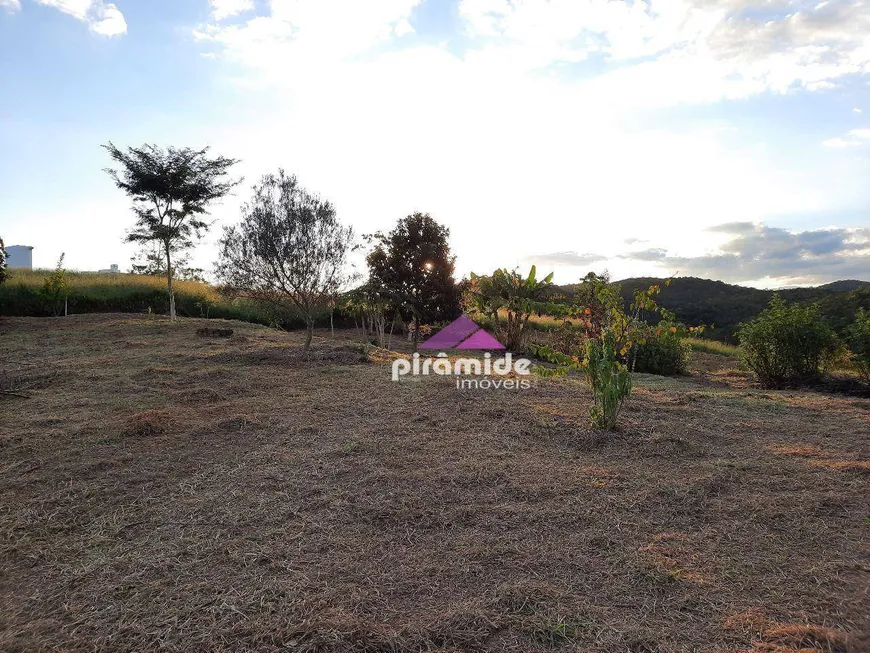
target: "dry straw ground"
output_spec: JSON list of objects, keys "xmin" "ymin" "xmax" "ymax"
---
[{"xmin": 1, "ymin": 315, "xmax": 868, "ymax": 653}]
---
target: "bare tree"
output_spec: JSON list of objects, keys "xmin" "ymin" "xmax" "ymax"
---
[
  {"xmin": 217, "ymin": 170, "xmax": 356, "ymax": 348},
  {"xmin": 103, "ymin": 142, "xmax": 240, "ymax": 320}
]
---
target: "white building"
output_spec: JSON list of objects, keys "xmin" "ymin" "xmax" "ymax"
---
[
  {"xmin": 6, "ymin": 245, "xmax": 33, "ymax": 269},
  {"xmin": 98, "ymin": 264, "xmax": 120, "ymax": 274}
]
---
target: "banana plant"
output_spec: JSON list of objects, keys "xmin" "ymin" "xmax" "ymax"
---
[{"xmin": 465, "ymin": 265, "xmax": 555, "ymax": 350}]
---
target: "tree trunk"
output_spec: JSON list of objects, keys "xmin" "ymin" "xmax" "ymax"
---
[
  {"xmin": 305, "ymin": 318, "xmax": 314, "ymax": 349},
  {"xmin": 387, "ymin": 313, "xmax": 396, "ymax": 350},
  {"xmin": 413, "ymin": 313, "xmax": 420, "ymax": 352},
  {"xmin": 165, "ymin": 243, "xmax": 176, "ymax": 321}
]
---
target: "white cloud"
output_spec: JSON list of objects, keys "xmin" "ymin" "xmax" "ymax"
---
[
  {"xmin": 459, "ymin": 0, "xmax": 870, "ymax": 102},
  {"xmin": 196, "ymin": 0, "xmax": 421, "ymax": 63},
  {"xmin": 0, "ymin": 0, "xmax": 21, "ymax": 13},
  {"xmin": 34, "ymin": 0, "xmax": 126, "ymax": 36},
  {"xmin": 823, "ymin": 128, "xmax": 870, "ymax": 147},
  {"xmin": 210, "ymin": 0, "xmax": 254, "ymax": 21},
  {"xmin": 618, "ymin": 224, "xmax": 870, "ymax": 284}
]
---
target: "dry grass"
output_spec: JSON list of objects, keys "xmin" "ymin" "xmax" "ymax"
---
[
  {"xmin": 7, "ymin": 268, "xmax": 222, "ymax": 302},
  {"xmin": 685, "ymin": 337, "xmax": 742, "ymax": 358},
  {"xmin": 0, "ymin": 314, "xmax": 868, "ymax": 653}
]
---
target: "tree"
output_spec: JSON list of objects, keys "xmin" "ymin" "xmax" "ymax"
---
[
  {"xmin": 366, "ymin": 212, "xmax": 461, "ymax": 347},
  {"xmin": 0, "ymin": 238, "xmax": 7, "ymax": 285},
  {"xmin": 464, "ymin": 266, "xmax": 555, "ymax": 350},
  {"xmin": 341, "ymin": 280, "xmax": 400, "ymax": 349},
  {"xmin": 216, "ymin": 170, "xmax": 356, "ymax": 349},
  {"xmin": 103, "ymin": 142, "xmax": 240, "ymax": 320}
]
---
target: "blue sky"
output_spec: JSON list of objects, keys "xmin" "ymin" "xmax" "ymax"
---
[{"xmin": 1, "ymin": 0, "xmax": 869, "ymax": 287}]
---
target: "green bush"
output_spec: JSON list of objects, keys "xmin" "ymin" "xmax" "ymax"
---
[
  {"xmin": 845, "ymin": 308, "xmax": 870, "ymax": 382},
  {"xmin": 737, "ymin": 296, "xmax": 838, "ymax": 387},
  {"xmin": 633, "ymin": 332, "xmax": 691, "ymax": 376}
]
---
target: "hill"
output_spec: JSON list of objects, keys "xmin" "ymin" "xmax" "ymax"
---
[{"xmin": 613, "ymin": 276, "xmax": 870, "ymax": 341}]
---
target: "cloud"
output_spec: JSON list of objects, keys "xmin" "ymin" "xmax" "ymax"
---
[
  {"xmin": 823, "ymin": 128, "xmax": 870, "ymax": 148},
  {"xmin": 524, "ymin": 251, "xmax": 607, "ymax": 267},
  {"xmin": 210, "ymin": 0, "xmax": 254, "ymax": 21},
  {"xmin": 459, "ymin": 0, "xmax": 870, "ymax": 103},
  {"xmin": 34, "ymin": 0, "xmax": 126, "ymax": 36},
  {"xmin": 0, "ymin": 0, "xmax": 21, "ymax": 13},
  {"xmin": 624, "ymin": 248, "xmax": 668, "ymax": 262},
  {"xmin": 195, "ymin": 0, "xmax": 422, "ymax": 65},
  {"xmin": 620, "ymin": 224, "xmax": 870, "ymax": 284}
]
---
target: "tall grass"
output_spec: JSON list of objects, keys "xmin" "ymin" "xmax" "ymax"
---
[
  {"xmin": 6, "ymin": 269, "xmax": 221, "ymax": 301},
  {"xmin": 0, "ymin": 269, "xmax": 312, "ymax": 327},
  {"xmin": 684, "ymin": 337, "xmax": 741, "ymax": 357}
]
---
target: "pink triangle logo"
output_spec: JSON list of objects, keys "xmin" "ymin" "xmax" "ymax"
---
[{"xmin": 419, "ymin": 316, "xmax": 506, "ymax": 350}]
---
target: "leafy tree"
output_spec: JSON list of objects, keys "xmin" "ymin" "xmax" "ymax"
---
[
  {"xmin": 217, "ymin": 170, "xmax": 355, "ymax": 349},
  {"xmin": 738, "ymin": 296, "xmax": 838, "ymax": 387},
  {"xmin": 0, "ymin": 238, "xmax": 7, "ymax": 285},
  {"xmin": 103, "ymin": 142, "xmax": 240, "ymax": 320},
  {"xmin": 844, "ymin": 308, "xmax": 870, "ymax": 382},
  {"xmin": 366, "ymin": 212, "xmax": 461, "ymax": 347},
  {"xmin": 464, "ymin": 266, "xmax": 555, "ymax": 350},
  {"xmin": 41, "ymin": 253, "xmax": 69, "ymax": 317}
]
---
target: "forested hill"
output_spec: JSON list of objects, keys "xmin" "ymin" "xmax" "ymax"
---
[{"xmin": 612, "ymin": 277, "xmax": 870, "ymax": 342}]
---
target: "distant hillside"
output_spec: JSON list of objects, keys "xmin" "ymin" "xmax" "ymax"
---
[
  {"xmin": 610, "ymin": 277, "xmax": 870, "ymax": 342},
  {"xmin": 816, "ymin": 280, "xmax": 870, "ymax": 292}
]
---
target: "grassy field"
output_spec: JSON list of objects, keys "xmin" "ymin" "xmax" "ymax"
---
[
  {"xmin": 1, "ymin": 315, "xmax": 868, "ymax": 652},
  {"xmin": 0, "ymin": 269, "xmax": 310, "ymax": 327},
  {"xmin": 684, "ymin": 337, "xmax": 742, "ymax": 358}
]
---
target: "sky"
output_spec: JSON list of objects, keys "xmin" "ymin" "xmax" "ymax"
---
[{"xmin": 1, "ymin": 0, "xmax": 869, "ymax": 288}]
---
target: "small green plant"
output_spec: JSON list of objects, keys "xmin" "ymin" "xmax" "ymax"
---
[
  {"xmin": 529, "ymin": 277, "xmax": 696, "ymax": 428},
  {"xmin": 737, "ymin": 295, "xmax": 838, "ymax": 387},
  {"xmin": 41, "ymin": 253, "xmax": 69, "ymax": 316},
  {"xmin": 584, "ymin": 328, "xmax": 632, "ymax": 430},
  {"xmin": 844, "ymin": 308, "xmax": 870, "ymax": 382}
]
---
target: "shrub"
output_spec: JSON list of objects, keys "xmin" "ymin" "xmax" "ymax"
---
[
  {"xmin": 844, "ymin": 308, "xmax": 870, "ymax": 382},
  {"xmin": 737, "ymin": 296, "xmax": 838, "ymax": 387},
  {"xmin": 41, "ymin": 254, "xmax": 69, "ymax": 317},
  {"xmin": 633, "ymin": 331, "xmax": 691, "ymax": 375},
  {"xmin": 584, "ymin": 329, "xmax": 632, "ymax": 430}
]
